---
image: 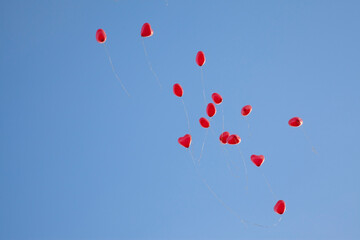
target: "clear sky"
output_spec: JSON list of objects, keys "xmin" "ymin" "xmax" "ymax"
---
[{"xmin": 1, "ymin": 1, "xmax": 359, "ymax": 239}]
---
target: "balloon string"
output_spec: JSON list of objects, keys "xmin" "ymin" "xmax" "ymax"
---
[
  {"xmin": 207, "ymin": 117, "xmax": 216, "ymax": 137},
  {"xmin": 220, "ymin": 106, "xmax": 242, "ymax": 178},
  {"xmin": 198, "ymin": 67, "xmax": 209, "ymax": 163},
  {"xmin": 260, "ymin": 169, "xmax": 277, "ymax": 201},
  {"xmin": 245, "ymin": 117, "xmax": 252, "ymax": 138},
  {"xmin": 103, "ymin": 44, "xmax": 130, "ymax": 96},
  {"xmin": 222, "ymin": 106, "xmax": 225, "ymax": 133},
  {"xmin": 301, "ymin": 127, "xmax": 318, "ymax": 154},
  {"xmin": 187, "ymin": 150, "xmax": 248, "ymax": 227},
  {"xmin": 187, "ymin": 149, "xmax": 282, "ymax": 228},
  {"xmin": 181, "ymin": 99, "xmax": 191, "ymax": 134},
  {"xmin": 222, "ymin": 145, "xmax": 242, "ymax": 178},
  {"xmin": 180, "ymin": 93, "xmax": 282, "ymax": 228},
  {"xmin": 141, "ymin": 39, "xmax": 162, "ymax": 88},
  {"xmin": 218, "ymin": 106, "xmax": 246, "ymax": 179},
  {"xmin": 200, "ymin": 68, "xmax": 206, "ymax": 105},
  {"xmin": 199, "ymin": 174, "xmax": 248, "ymax": 227},
  {"xmin": 237, "ymin": 147, "xmax": 249, "ymax": 191},
  {"xmin": 188, "ymin": 148, "xmax": 197, "ymax": 167},
  {"xmin": 217, "ymin": 106, "xmax": 243, "ymax": 178},
  {"xmin": 198, "ymin": 128, "xmax": 209, "ymax": 164},
  {"xmin": 250, "ymin": 216, "xmax": 283, "ymax": 228},
  {"xmin": 225, "ymin": 156, "xmax": 240, "ymax": 178}
]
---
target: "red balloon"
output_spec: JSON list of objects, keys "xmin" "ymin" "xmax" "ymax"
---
[
  {"xmin": 212, "ymin": 93, "xmax": 223, "ymax": 104},
  {"xmin": 96, "ymin": 29, "xmax": 107, "ymax": 43},
  {"xmin": 199, "ymin": 117, "xmax": 210, "ymax": 128},
  {"xmin": 251, "ymin": 155, "xmax": 265, "ymax": 167},
  {"xmin": 274, "ymin": 200, "xmax": 286, "ymax": 215},
  {"xmin": 241, "ymin": 105, "xmax": 252, "ymax": 116},
  {"xmin": 196, "ymin": 51, "xmax": 206, "ymax": 66},
  {"xmin": 173, "ymin": 83, "xmax": 183, "ymax": 97},
  {"xmin": 219, "ymin": 131, "xmax": 230, "ymax": 144},
  {"xmin": 141, "ymin": 23, "xmax": 153, "ymax": 37},
  {"xmin": 288, "ymin": 117, "xmax": 303, "ymax": 127},
  {"xmin": 227, "ymin": 134, "xmax": 241, "ymax": 145},
  {"xmin": 178, "ymin": 134, "xmax": 192, "ymax": 148},
  {"xmin": 206, "ymin": 103, "xmax": 216, "ymax": 118}
]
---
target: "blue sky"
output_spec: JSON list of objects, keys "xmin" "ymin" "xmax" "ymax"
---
[{"xmin": 1, "ymin": 0, "xmax": 359, "ymax": 239}]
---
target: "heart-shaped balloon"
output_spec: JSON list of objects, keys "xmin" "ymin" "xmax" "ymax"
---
[
  {"xmin": 227, "ymin": 134, "xmax": 241, "ymax": 145},
  {"xmin": 173, "ymin": 83, "xmax": 183, "ymax": 97},
  {"xmin": 96, "ymin": 29, "xmax": 106, "ymax": 43},
  {"xmin": 211, "ymin": 93, "xmax": 223, "ymax": 105},
  {"xmin": 196, "ymin": 51, "xmax": 206, "ymax": 66},
  {"xmin": 141, "ymin": 23, "xmax": 153, "ymax": 37},
  {"xmin": 206, "ymin": 103, "xmax": 216, "ymax": 118},
  {"xmin": 199, "ymin": 117, "xmax": 210, "ymax": 128},
  {"xmin": 274, "ymin": 200, "xmax": 286, "ymax": 215},
  {"xmin": 219, "ymin": 131, "xmax": 230, "ymax": 144},
  {"xmin": 288, "ymin": 117, "xmax": 303, "ymax": 127},
  {"xmin": 250, "ymin": 154, "xmax": 265, "ymax": 167},
  {"xmin": 241, "ymin": 105, "xmax": 252, "ymax": 116},
  {"xmin": 178, "ymin": 134, "xmax": 192, "ymax": 148}
]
